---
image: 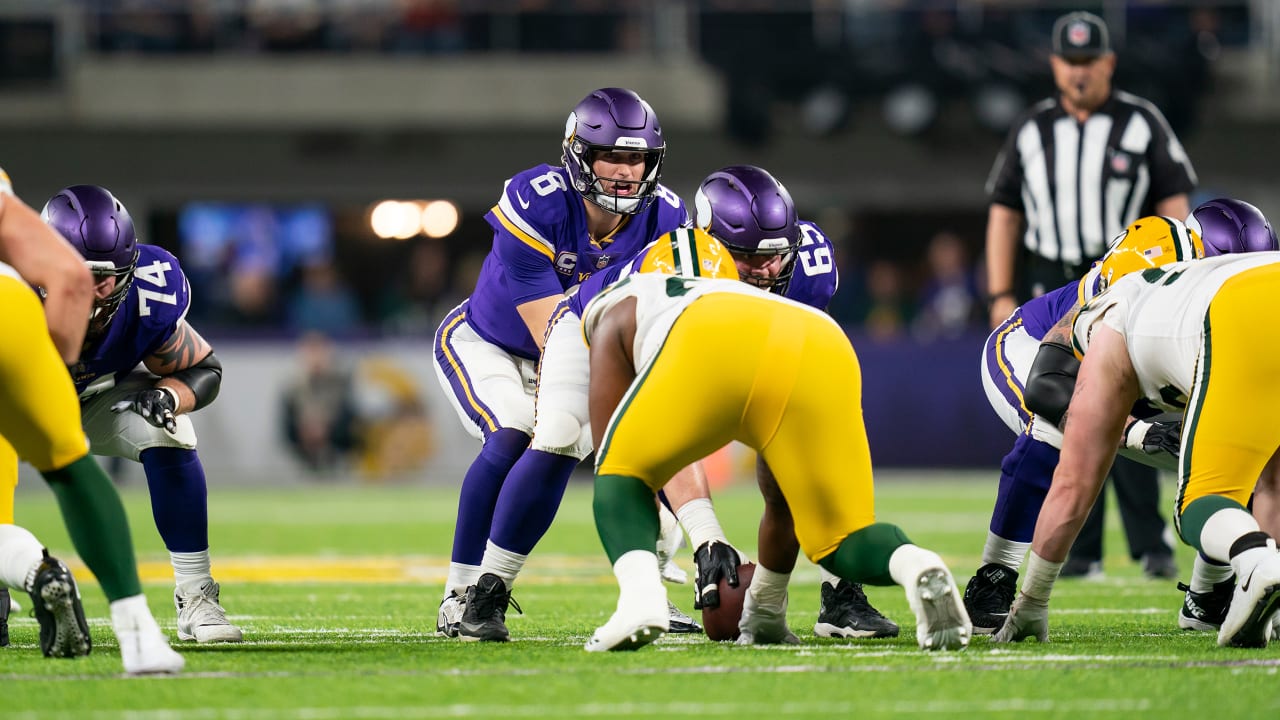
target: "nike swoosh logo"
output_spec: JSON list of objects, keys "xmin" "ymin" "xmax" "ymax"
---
[
  {"xmin": 1242, "ymin": 568, "xmax": 1255, "ymax": 592},
  {"xmin": 516, "ymin": 191, "xmax": 530, "ymax": 210}
]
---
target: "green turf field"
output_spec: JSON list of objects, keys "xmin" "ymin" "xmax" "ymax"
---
[{"xmin": 2, "ymin": 473, "xmax": 1276, "ymax": 719}]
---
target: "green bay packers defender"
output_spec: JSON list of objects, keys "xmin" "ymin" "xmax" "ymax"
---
[
  {"xmin": 998, "ymin": 251, "xmax": 1280, "ymax": 647},
  {"xmin": 581, "ymin": 273, "xmax": 972, "ymax": 652}
]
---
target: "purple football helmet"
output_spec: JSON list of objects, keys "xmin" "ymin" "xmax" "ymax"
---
[
  {"xmin": 562, "ymin": 88, "xmax": 665, "ymax": 215},
  {"xmin": 40, "ymin": 184, "xmax": 139, "ymax": 326},
  {"xmin": 1187, "ymin": 198, "xmax": 1277, "ymax": 256},
  {"xmin": 694, "ymin": 165, "xmax": 800, "ymax": 291}
]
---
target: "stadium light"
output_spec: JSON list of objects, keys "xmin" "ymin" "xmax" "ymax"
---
[
  {"xmin": 370, "ymin": 200, "xmax": 421, "ymax": 240},
  {"xmin": 420, "ymin": 200, "xmax": 460, "ymax": 238}
]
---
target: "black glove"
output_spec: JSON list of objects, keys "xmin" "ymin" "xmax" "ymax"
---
[
  {"xmin": 693, "ymin": 539, "xmax": 742, "ymax": 610},
  {"xmin": 1124, "ymin": 411, "xmax": 1183, "ymax": 456},
  {"xmin": 111, "ymin": 387, "xmax": 179, "ymax": 433}
]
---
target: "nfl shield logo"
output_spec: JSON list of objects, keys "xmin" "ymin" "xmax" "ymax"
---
[
  {"xmin": 1068, "ymin": 21, "xmax": 1090, "ymax": 47},
  {"xmin": 596, "ymin": 255, "xmax": 611, "ymax": 269},
  {"xmin": 1111, "ymin": 151, "xmax": 1131, "ymax": 173}
]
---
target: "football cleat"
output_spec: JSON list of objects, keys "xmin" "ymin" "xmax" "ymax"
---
[
  {"xmin": 1142, "ymin": 553, "xmax": 1179, "ymax": 580},
  {"xmin": 175, "ymin": 579, "xmax": 243, "ymax": 643},
  {"xmin": 666, "ymin": 600, "xmax": 702, "ymax": 634},
  {"xmin": 1058, "ymin": 558, "xmax": 1105, "ymax": 580},
  {"xmin": 1219, "ymin": 553, "xmax": 1280, "ymax": 648},
  {"xmin": 585, "ymin": 593, "xmax": 669, "ymax": 652},
  {"xmin": 963, "ymin": 563, "xmax": 1018, "ymax": 635},
  {"xmin": 459, "ymin": 573, "xmax": 521, "ymax": 642},
  {"xmin": 905, "ymin": 567, "xmax": 971, "ymax": 651},
  {"xmin": 738, "ymin": 591, "xmax": 800, "ymax": 645},
  {"xmin": 0, "ymin": 587, "xmax": 9, "ymax": 647},
  {"xmin": 814, "ymin": 579, "xmax": 899, "ymax": 639},
  {"xmin": 1177, "ymin": 579, "xmax": 1234, "ymax": 631},
  {"xmin": 436, "ymin": 590, "xmax": 465, "ymax": 638},
  {"xmin": 27, "ymin": 549, "xmax": 91, "ymax": 658}
]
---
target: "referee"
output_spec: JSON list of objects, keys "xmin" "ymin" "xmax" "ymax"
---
[{"xmin": 983, "ymin": 11, "xmax": 1194, "ymax": 579}]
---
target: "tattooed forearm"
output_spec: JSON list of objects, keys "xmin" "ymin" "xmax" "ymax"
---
[
  {"xmin": 144, "ymin": 321, "xmax": 213, "ymax": 376},
  {"xmin": 1042, "ymin": 303, "xmax": 1080, "ymax": 347}
]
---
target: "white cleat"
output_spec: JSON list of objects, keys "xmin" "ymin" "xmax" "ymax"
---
[
  {"xmin": 906, "ymin": 567, "xmax": 971, "ymax": 651},
  {"xmin": 175, "ymin": 580, "xmax": 243, "ymax": 644},
  {"xmin": 737, "ymin": 592, "xmax": 800, "ymax": 646},
  {"xmin": 437, "ymin": 591, "xmax": 466, "ymax": 638},
  {"xmin": 113, "ymin": 607, "xmax": 184, "ymax": 676},
  {"xmin": 585, "ymin": 589, "xmax": 669, "ymax": 652},
  {"xmin": 1219, "ymin": 553, "xmax": 1280, "ymax": 648}
]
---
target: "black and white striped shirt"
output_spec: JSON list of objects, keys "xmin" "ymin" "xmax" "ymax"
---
[{"xmin": 986, "ymin": 90, "xmax": 1197, "ymax": 265}]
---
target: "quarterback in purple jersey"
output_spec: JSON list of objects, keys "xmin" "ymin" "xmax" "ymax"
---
[
  {"xmin": 32, "ymin": 185, "xmax": 241, "ymax": 644},
  {"xmin": 965, "ymin": 201, "xmax": 1278, "ymax": 636},
  {"xmin": 433, "ymin": 88, "xmax": 689, "ymax": 639}
]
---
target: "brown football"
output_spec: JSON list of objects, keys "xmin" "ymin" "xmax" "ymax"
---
[{"xmin": 701, "ymin": 562, "xmax": 755, "ymax": 641}]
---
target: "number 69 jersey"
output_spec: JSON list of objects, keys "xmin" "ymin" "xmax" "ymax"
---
[{"xmin": 68, "ymin": 243, "xmax": 191, "ymax": 395}]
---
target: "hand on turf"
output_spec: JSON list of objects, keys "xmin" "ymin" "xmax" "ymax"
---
[
  {"xmin": 111, "ymin": 387, "xmax": 179, "ymax": 433},
  {"xmin": 693, "ymin": 539, "xmax": 744, "ymax": 610},
  {"xmin": 992, "ymin": 592, "xmax": 1049, "ymax": 643}
]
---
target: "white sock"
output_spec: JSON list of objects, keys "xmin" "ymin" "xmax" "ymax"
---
[
  {"xmin": 747, "ymin": 565, "xmax": 791, "ymax": 607},
  {"xmin": 982, "ymin": 532, "xmax": 1030, "ymax": 571},
  {"xmin": 1189, "ymin": 552, "xmax": 1234, "ymax": 593},
  {"xmin": 110, "ymin": 593, "xmax": 159, "ymax": 633},
  {"xmin": 445, "ymin": 562, "xmax": 481, "ymax": 598},
  {"xmin": 888, "ymin": 544, "xmax": 946, "ymax": 587},
  {"xmin": 0, "ymin": 524, "xmax": 45, "ymax": 592},
  {"xmin": 1199, "ymin": 508, "xmax": 1260, "ymax": 563},
  {"xmin": 480, "ymin": 541, "xmax": 527, "ymax": 590},
  {"xmin": 675, "ymin": 498, "xmax": 727, "ymax": 550},
  {"xmin": 613, "ymin": 550, "xmax": 662, "ymax": 589},
  {"xmin": 171, "ymin": 550, "xmax": 212, "ymax": 588},
  {"xmin": 818, "ymin": 565, "xmax": 841, "ymax": 589}
]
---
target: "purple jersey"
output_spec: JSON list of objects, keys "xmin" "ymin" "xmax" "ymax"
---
[
  {"xmin": 569, "ymin": 218, "xmax": 837, "ymax": 316},
  {"xmin": 69, "ymin": 244, "xmax": 192, "ymax": 394},
  {"xmin": 783, "ymin": 220, "xmax": 838, "ymax": 310},
  {"xmin": 1017, "ymin": 267, "xmax": 1103, "ymax": 339},
  {"xmin": 468, "ymin": 164, "xmax": 689, "ymax": 360}
]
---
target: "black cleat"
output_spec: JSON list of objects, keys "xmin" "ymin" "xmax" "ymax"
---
[
  {"xmin": 963, "ymin": 563, "xmax": 1018, "ymax": 635},
  {"xmin": 1143, "ymin": 553, "xmax": 1179, "ymax": 580},
  {"xmin": 1178, "ymin": 579, "xmax": 1234, "ymax": 631},
  {"xmin": 459, "ymin": 573, "xmax": 521, "ymax": 642},
  {"xmin": 0, "ymin": 587, "xmax": 10, "ymax": 647},
  {"xmin": 27, "ymin": 549, "xmax": 91, "ymax": 658},
  {"xmin": 814, "ymin": 580, "xmax": 899, "ymax": 639}
]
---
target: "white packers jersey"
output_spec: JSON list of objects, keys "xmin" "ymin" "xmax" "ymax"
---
[
  {"xmin": 0, "ymin": 260, "xmax": 21, "ymax": 284},
  {"xmin": 1072, "ymin": 251, "xmax": 1280, "ymax": 411},
  {"xmin": 582, "ymin": 273, "xmax": 831, "ymax": 373}
]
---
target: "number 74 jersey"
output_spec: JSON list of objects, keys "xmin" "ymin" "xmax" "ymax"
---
[{"xmin": 68, "ymin": 243, "xmax": 192, "ymax": 395}]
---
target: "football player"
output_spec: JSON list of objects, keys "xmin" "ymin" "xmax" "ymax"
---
[
  {"xmin": 998, "ymin": 249, "xmax": 1280, "ymax": 647},
  {"xmin": 581, "ymin": 273, "xmax": 971, "ymax": 652},
  {"xmin": 966, "ymin": 203, "xmax": 1276, "ymax": 635},
  {"xmin": 668, "ymin": 165, "xmax": 898, "ymax": 642},
  {"xmin": 30, "ymin": 185, "xmax": 240, "ymax": 644},
  {"xmin": 433, "ymin": 88, "xmax": 689, "ymax": 638},
  {"xmin": 0, "ymin": 171, "xmax": 182, "ymax": 674}
]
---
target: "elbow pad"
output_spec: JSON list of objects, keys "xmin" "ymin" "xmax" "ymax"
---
[
  {"xmin": 1024, "ymin": 342, "xmax": 1080, "ymax": 427},
  {"xmin": 171, "ymin": 351, "xmax": 223, "ymax": 410}
]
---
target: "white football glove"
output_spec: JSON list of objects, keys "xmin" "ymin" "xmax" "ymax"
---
[{"xmin": 992, "ymin": 592, "xmax": 1050, "ymax": 643}]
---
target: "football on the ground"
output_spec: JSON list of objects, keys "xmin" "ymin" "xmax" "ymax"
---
[{"xmin": 702, "ymin": 562, "xmax": 755, "ymax": 641}]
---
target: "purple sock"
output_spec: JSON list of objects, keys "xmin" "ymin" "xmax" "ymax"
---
[
  {"xmin": 140, "ymin": 447, "xmax": 209, "ymax": 553},
  {"xmin": 989, "ymin": 433, "xmax": 1060, "ymax": 543},
  {"xmin": 489, "ymin": 449, "xmax": 580, "ymax": 555},
  {"xmin": 451, "ymin": 428, "xmax": 529, "ymax": 565}
]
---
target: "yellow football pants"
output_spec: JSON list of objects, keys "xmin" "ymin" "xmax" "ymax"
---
[
  {"xmin": 596, "ymin": 292, "xmax": 876, "ymax": 562},
  {"xmin": 1177, "ymin": 263, "xmax": 1280, "ymax": 517},
  {"xmin": 0, "ymin": 275, "xmax": 89, "ymax": 523}
]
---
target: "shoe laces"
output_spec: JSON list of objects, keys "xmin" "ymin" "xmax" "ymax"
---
[
  {"xmin": 832, "ymin": 581, "xmax": 889, "ymax": 620},
  {"xmin": 968, "ymin": 568, "xmax": 1016, "ymax": 609},
  {"xmin": 471, "ymin": 579, "xmax": 522, "ymax": 620}
]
